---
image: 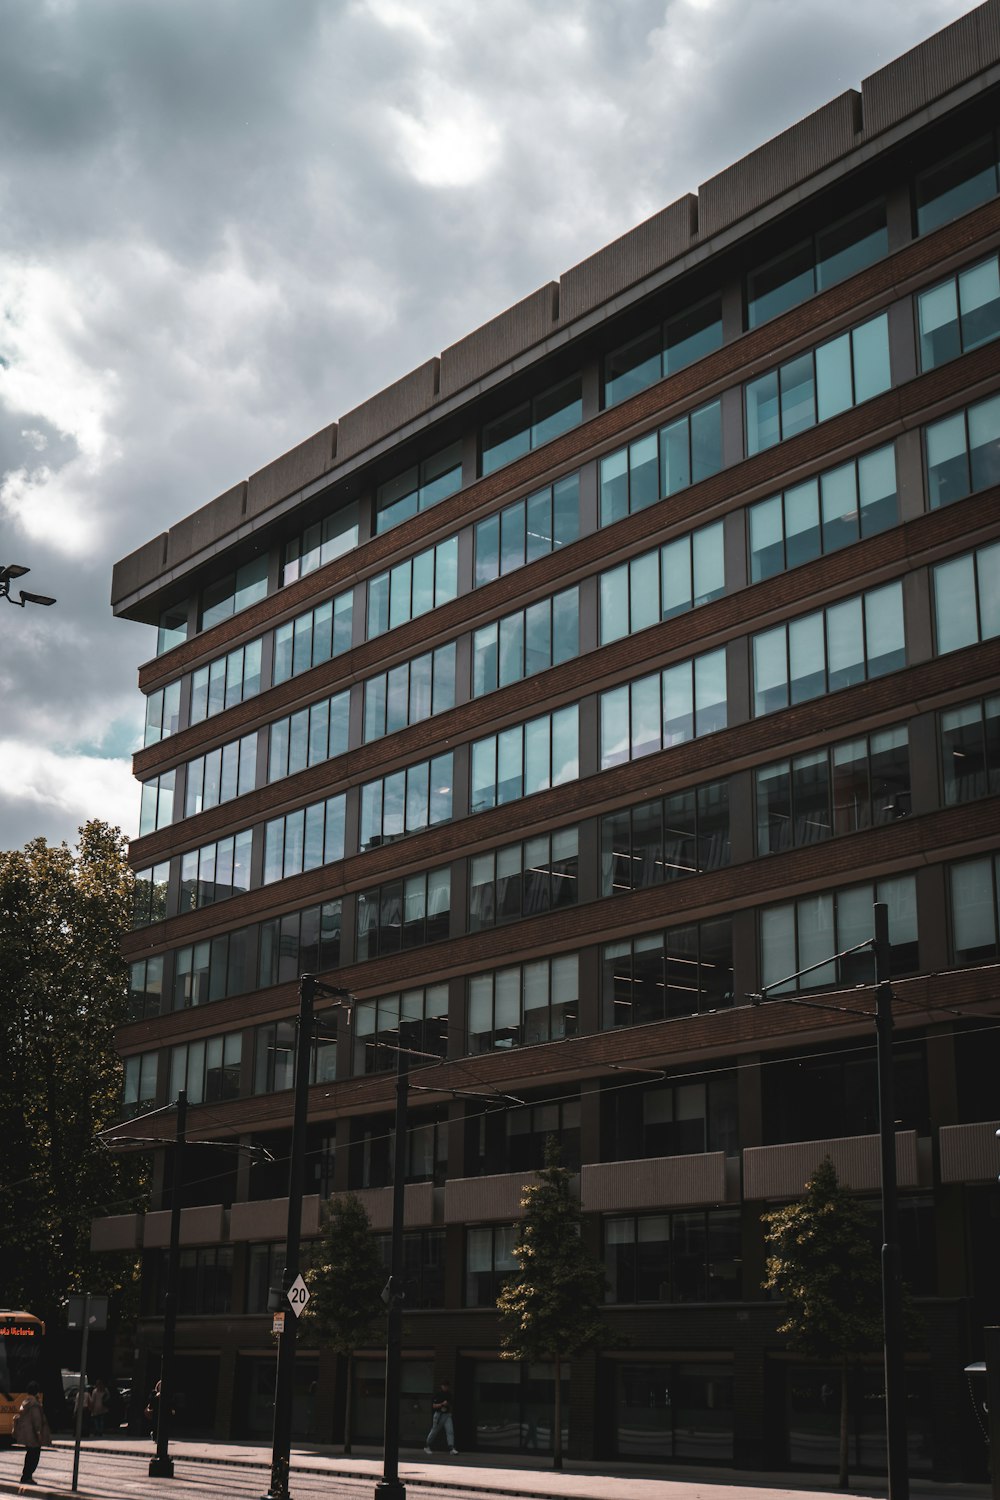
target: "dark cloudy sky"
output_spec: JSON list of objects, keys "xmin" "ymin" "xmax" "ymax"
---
[{"xmin": 0, "ymin": 0, "xmax": 975, "ymax": 853}]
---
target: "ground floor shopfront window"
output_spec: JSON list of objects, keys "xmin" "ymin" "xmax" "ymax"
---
[
  {"xmin": 352, "ymin": 1358, "xmax": 433, "ymax": 1448},
  {"xmin": 785, "ymin": 1365, "xmax": 932, "ymax": 1472},
  {"xmin": 614, "ymin": 1361, "xmax": 733, "ymax": 1460},
  {"xmin": 469, "ymin": 1360, "xmax": 568, "ymax": 1454},
  {"xmin": 235, "ymin": 1355, "xmax": 318, "ymax": 1440}
]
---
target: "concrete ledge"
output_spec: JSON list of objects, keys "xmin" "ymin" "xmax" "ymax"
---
[
  {"xmin": 444, "ymin": 1171, "xmax": 536, "ymax": 1224},
  {"xmin": 581, "ymin": 1152, "xmax": 727, "ymax": 1213},
  {"xmin": 743, "ymin": 1131, "xmax": 918, "ymax": 1201},
  {"xmin": 440, "ymin": 284, "xmax": 559, "ymax": 399},
  {"xmin": 559, "ymin": 197, "xmax": 698, "ymax": 324},
  {"xmin": 699, "ymin": 92, "xmax": 862, "ymax": 241},
  {"xmin": 337, "ymin": 360, "xmax": 441, "ymax": 461},
  {"xmin": 349, "ymin": 1181, "xmax": 435, "ymax": 1231},
  {"xmin": 229, "ymin": 1194, "xmax": 320, "ymax": 1241},
  {"xmin": 89, "ymin": 1213, "xmax": 142, "ymax": 1252},
  {"xmin": 247, "ymin": 426, "xmax": 337, "ymax": 519},
  {"xmin": 164, "ymin": 483, "xmax": 248, "ymax": 573},
  {"xmin": 862, "ymin": 0, "xmax": 1000, "ymax": 137},
  {"xmin": 144, "ymin": 1203, "xmax": 226, "ymax": 1247},
  {"xmin": 939, "ymin": 1119, "xmax": 1000, "ymax": 1183}
]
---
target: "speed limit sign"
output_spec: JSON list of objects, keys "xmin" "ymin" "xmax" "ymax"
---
[{"xmin": 287, "ymin": 1274, "xmax": 311, "ymax": 1317}]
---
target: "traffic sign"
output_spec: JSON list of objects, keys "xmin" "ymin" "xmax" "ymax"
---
[
  {"xmin": 272, "ymin": 1312, "xmax": 285, "ymax": 1334},
  {"xmin": 287, "ymin": 1274, "xmax": 310, "ymax": 1317}
]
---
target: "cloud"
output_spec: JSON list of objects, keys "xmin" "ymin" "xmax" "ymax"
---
[{"xmin": 0, "ymin": 0, "xmax": 979, "ymax": 850}]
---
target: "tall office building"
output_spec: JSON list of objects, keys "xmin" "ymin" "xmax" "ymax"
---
[{"xmin": 98, "ymin": 2, "xmax": 1000, "ymax": 1475}]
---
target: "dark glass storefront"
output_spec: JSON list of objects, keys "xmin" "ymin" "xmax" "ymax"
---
[
  {"xmin": 236, "ymin": 1355, "xmax": 319, "ymax": 1440},
  {"xmin": 469, "ymin": 1360, "xmax": 569, "ymax": 1454},
  {"xmin": 614, "ymin": 1361, "xmax": 733, "ymax": 1460},
  {"xmin": 785, "ymin": 1365, "xmax": 933, "ymax": 1472},
  {"xmin": 353, "ymin": 1358, "xmax": 433, "ymax": 1447}
]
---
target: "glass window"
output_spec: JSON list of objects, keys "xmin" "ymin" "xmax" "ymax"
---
[
  {"xmin": 482, "ymin": 376, "xmax": 582, "ymax": 475},
  {"xmin": 603, "ymin": 921, "xmax": 733, "ymax": 1028},
  {"xmin": 474, "ymin": 475, "xmax": 580, "ymax": 587},
  {"xmin": 368, "ymin": 537, "xmax": 458, "ymax": 638},
  {"xmin": 915, "ymin": 133, "xmax": 999, "ymax": 235},
  {"xmin": 940, "ymin": 694, "xmax": 1000, "ymax": 805},
  {"xmin": 376, "ymin": 441, "xmax": 462, "ymax": 533},
  {"xmin": 760, "ymin": 873, "xmax": 918, "ymax": 995},
  {"xmin": 745, "ymin": 314, "xmax": 890, "ymax": 455},
  {"xmin": 272, "ymin": 591, "xmax": 352, "ymax": 684},
  {"xmin": 473, "ymin": 588, "xmax": 579, "ymax": 697},
  {"xmin": 602, "ymin": 781, "xmax": 730, "ymax": 896},
  {"xmin": 282, "ymin": 501, "xmax": 359, "ymax": 585},
  {"xmin": 600, "ymin": 649, "xmax": 728, "ymax": 767},
  {"xmin": 599, "ymin": 522, "xmax": 724, "ymax": 644},
  {"xmin": 933, "ymin": 540, "xmax": 1000, "ymax": 654},
  {"xmin": 468, "ymin": 956, "xmax": 579, "ymax": 1053},
  {"xmin": 605, "ymin": 295, "xmax": 723, "ymax": 406},
  {"xmin": 752, "ymin": 580, "xmax": 904, "ymax": 717},
  {"xmin": 472, "ymin": 706, "xmax": 579, "ymax": 813},
  {"xmin": 599, "ymin": 400, "xmax": 722, "ymax": 528},
  {"xmin": 747, "ymin": 202, "xmax": 887, "ymax": 329},
  {"xmin": 950, "ymin": 854, "xmax": 1000, "ymax": 964},
  {"xmin": 360, "ymin": 754, "xmax": 454, "ymax": 849}
]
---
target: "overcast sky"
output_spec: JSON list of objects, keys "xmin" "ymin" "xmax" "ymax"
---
[{"xmin": 0, "ymin": 0, "xmax": 976, "ymax": 854}]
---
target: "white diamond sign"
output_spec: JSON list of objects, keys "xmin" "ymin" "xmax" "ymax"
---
[{"xmin": 287, "ymin": 1274, "xmax": 310, "ymax": 1317}]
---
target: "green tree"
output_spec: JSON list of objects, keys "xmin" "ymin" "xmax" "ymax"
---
[
  {"xmin": 496, "ymin": 1144, "xmax": 607, "ymax": 1469},
  {"xmin": 761, "ymin": 1157, "xmax": 885, "ymax": 1488},
  {"xmin": 0, "ymin": 822, "xmax": 144, "ymax": 1372},
  {"xmin": 302, "ymin": 1193, "xmax": 385, "ymax": 1451}
]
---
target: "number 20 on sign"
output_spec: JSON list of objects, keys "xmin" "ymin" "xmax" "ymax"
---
[{"xmin": 287, "ymin": 1274, "xmax": 310, "ymax": 1316}]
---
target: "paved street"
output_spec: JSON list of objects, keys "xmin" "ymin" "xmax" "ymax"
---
[{"xmin": 0, "ymin": 1439, "xmax": 991, "ymax": 1500}]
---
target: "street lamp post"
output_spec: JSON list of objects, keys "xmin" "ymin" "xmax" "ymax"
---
[
  {"xmin": 263, "ymin": 974, "xmax": 351, "ymax": 1500},
  {"xmin": 751, "ymin": 901, "xmax": 909, "ymax": 1500},
  {"xmin": 149, "ymin": 1090, "xmax": 187, "ymax": 1480},
  {"xmin": 375, "ymin": 1030, "xmax": 410, "ymax": 1500},
  {"xmin": 873, "ymin": 903, "xmax": 909, "ymax": 1500}
]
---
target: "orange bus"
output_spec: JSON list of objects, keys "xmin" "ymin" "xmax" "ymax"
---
[{"xmin": 0, "ymin": 1311, "xmax": 45, "ymax": 1442}]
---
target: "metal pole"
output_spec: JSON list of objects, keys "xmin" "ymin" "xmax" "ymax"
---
[
  {"xmin": 263, "ymin": 974, "xmax": 315, "ymax": 1500},
  {"xmin": 873, "ymin": 903, "xmax": 909, "ymax": 1500},
  {"xmin": 70, "ymin": 1293, "xmax": 90, "ymax": 1491},
  {"xmin": 149, "ymin": 1090, "xmax": 186, "ymax": 1479},
  {"xmin": 375, "ymin": 1030, "xmax": 410, "ymax": 1500}
]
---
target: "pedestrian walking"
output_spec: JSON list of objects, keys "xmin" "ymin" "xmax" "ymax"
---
[
  {"xmin": 13, "ymin": 1381, "xmax": 52, "ymax": 1486},
  {"xmin": 423, "ymin": 1379, "xmax": 457, "ymax": 1454},
  {"xmin": 90, "ymin": 1377, "xmax": 110, "ymax": 1437}
]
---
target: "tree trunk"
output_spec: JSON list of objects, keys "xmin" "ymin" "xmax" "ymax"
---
[
  {"xmin": 343, "ymin": 1351, "xmax": 353, "ymax": 1455},
  {"xmin": 838, "ymin": 1358, "xmax": 849, "ymax": 1489},
  {"xmin": 552, "ymin": 1354, "xmax": 562, "ymax": 1470}
]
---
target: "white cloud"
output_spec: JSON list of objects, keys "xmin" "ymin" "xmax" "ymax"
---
[
  {"xmin": 0, "ymin": 739, "xmax": 137, "ymax": 843},
  {"xmin": 0, "ymin": 0, "xmax": 981, "ymax": 849}
]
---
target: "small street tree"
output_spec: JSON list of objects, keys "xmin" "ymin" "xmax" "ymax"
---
[
  {"xmin": 762, "ymin": 1157, "xmax": 884, "ymax": 1488},
  {"xmin": 496, "ymin": 1143, "xmax": 607, "ymax": 1470},
  {"xmin": 0, "ymin": 821, "xmax": 144, "ymax": 1398},
  {"xmin": 302, "ymin": 1193, "xmax": 385, "ymax": 1451}
]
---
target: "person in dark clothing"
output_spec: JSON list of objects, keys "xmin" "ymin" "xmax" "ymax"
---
[
  {"xmin": 423, "ymin": 1380, "xmax": 457, "ymax": 1454},
  {"xmin": 14, "ymin": 1381, "xmax": 51, "ymax": 1485}
]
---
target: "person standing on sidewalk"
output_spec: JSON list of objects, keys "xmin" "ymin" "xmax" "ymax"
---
[
  {"xmin": 90, "ymin": 1378, "xmax": 110, "ymax": 1437},
  {"xmin": 13, "ymin": 1381, "xmax": 52, "ymax": 1485},
  {"xmin": 423, "ymin": 1379, "xmax": 457, "ymax": 1454}
]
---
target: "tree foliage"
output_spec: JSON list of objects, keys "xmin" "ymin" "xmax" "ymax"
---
[
  {"xmin": 0, "ymin": 822, "xmax": 144, "ymax": 1329},
  {"xmin": 497, "ymin": 1145, "xmax": 607, "ymax": 1468},
  {"xmin": 762, "ymin": 1157, "xmax": 884, "ymax": 1486},
  {"xmin": 302, "ymin": 1193, "xmax": 385, "ymax": 1450}
]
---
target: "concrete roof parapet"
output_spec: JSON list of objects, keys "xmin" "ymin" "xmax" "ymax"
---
[
  {"xmin": 337, "ymin": 358, "xmax": 441, "ymax": 461},
  {"xmin": 110, "ymin": 532, "xmax": 169, "ymax": 607},
  {"xmin": 164, "ymin": 480, "xmax": 248, "ymax": 571},
  {"xmin": 861, "ymin": 0, "xmax": 1000, "ymax": 137},
  {"xmin": 439, "ymin": 282, "xmax": 560, "ymax": 399},
  {"xmin": 558, "ymin": 195, "xmax": 698, "ymax": 324},
  {"xmin": 246, "ymin": 423, "xmax": 337, "ymax": 519},
  {"xmin": 698, "ymin": 91, "xmax": 862, "ymax": 241}
]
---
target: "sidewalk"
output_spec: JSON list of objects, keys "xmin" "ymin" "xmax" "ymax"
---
[{"xmin": 0, "ymin": 1435, "xmax": 991, "ymax": 1500}]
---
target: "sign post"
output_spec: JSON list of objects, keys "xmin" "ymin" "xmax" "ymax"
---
[{"xmin": 66, "ymin": 1294, "xmax": 108, "ymax": 1492}]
